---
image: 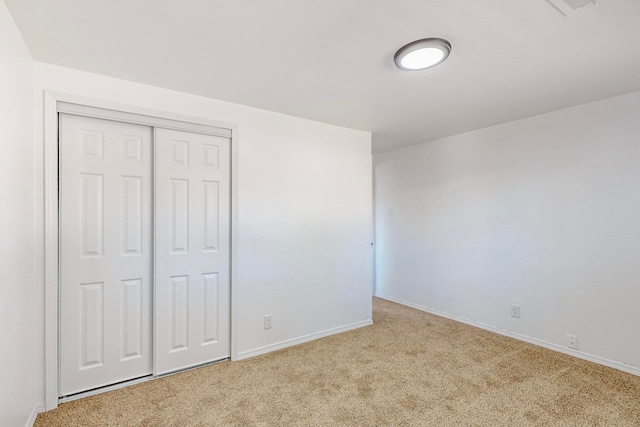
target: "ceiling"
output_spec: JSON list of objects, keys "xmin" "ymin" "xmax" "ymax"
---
[{"xmin": 6, "ymin": 0, "xmax": 640, "ymax": 152}]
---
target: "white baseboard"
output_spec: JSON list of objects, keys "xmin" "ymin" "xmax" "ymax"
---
[
  {"xmin": 375, "ymin": 293, "xmax": 640, "ymax": 377},
  {"xmin": 236, "ymin": 319, "xmax": 373, "ymax": 360},
  {"xmin": 26, "ymin": 404, "xmax": 44, "ymax": 427}
]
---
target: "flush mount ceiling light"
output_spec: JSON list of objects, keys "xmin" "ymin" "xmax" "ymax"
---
[{"xmin": 394, "ymin": 38, "xmax": 452, "ymax": 71}]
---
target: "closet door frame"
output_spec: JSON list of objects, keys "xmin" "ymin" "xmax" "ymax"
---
[{"xmin": 43, "ymin": 91, "xmax": 239, "ymax": 410}]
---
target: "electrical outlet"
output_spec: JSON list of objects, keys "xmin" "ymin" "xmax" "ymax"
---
[
  {"xmin": 567, "ymin": 334, "xmax": 579, "ymax": 350},
  {"xmin": 510, "ymin": 304, "xmax": 521, "ymax": 318},
  {"xmin": 264, "ymin": 314, "xmax": 272, "ymax": 330}
]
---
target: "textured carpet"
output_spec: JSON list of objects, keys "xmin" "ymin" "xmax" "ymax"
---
[{"xmin": 36, "ymin": 298, "xmax": 640, "ymax": 426}]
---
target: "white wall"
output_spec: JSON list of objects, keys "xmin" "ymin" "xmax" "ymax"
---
[
  {"xmin": 375, "ymin": 90, "xmax": 640, "ymax": 374},
  {"xmin": 33, "ymin": 63, "xmax": 372, "ymax": 367},
  {"xmin": 0, "ymin": 2, "xmax": 40, "ymax": 426}
]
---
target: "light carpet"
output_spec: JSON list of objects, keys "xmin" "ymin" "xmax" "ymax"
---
[{"xmin": 35, "ymin": 298, "xmax": 640, "ymax": 426}]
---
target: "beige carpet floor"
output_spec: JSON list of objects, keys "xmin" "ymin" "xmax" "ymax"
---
[{"xmin": 36, "ymin": 298, "xmax": 640, "ymax": 426}]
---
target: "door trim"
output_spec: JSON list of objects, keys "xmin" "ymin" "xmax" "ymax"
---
[{"xmin": 43, "ymin": 91, "xmax": 239, "ymax": 410}]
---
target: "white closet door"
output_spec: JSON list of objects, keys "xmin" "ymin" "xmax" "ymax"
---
[
  {"xmin": 59, "ymin": 114, "xmax": 153, "ymax": 396},
  {"xmin": 154, "ymin": 128, "xmax": 231, "ymax": 374}
]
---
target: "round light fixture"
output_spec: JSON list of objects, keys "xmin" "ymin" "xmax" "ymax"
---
[{"xmin": 394, "ymin": 38, "xmax": 451, "ymax": 71}]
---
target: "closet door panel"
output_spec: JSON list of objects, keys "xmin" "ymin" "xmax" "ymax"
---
[
  {"xmin": 154, "ymin": 128, "xmax": 231, "ymax": 374},
  {"xmin": 59, "ymin": 114, "xmax": 153, "ymax": 396}
]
